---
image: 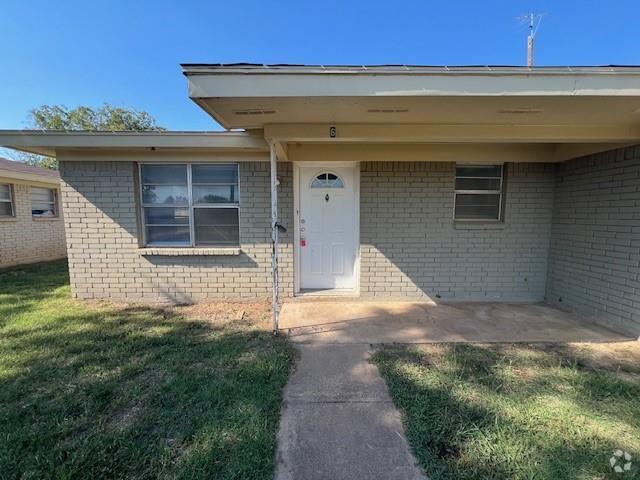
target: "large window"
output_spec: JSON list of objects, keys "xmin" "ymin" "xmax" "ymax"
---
[
  {"xmin": 140, "ymin": 164, "xmax": 239, "ymax": 247},
  {"xmin": 454, "ymin": 165, "xmax": 504, "ymax": 221},
  {"xmin": 31, "ymin": 187, "xmax": 58, "ymax": 217},
  {"xmin": 0, "ymin": 184, "xmax": 13, "ymax": 217}
]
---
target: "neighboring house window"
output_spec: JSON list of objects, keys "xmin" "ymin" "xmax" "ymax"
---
[
  {"xmin": 454, "ymin": 165, "xmax": 504, "ymax": 221},
  {"xmin": 31, "ymin": 187, "xmax": 58, "ymax": 217},
  {"xmin": 140, "ymin": 164, "xmax": 239, "ymax": 247},
  {"xmin": 0, "ymin": 184, "xmax": 14, "ymax": 217}
]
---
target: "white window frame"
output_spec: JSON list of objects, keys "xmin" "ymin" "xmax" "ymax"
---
[
  {"xmin": 0, "ymin": 183, "xmax": 14, "ymax": 217},
  {"xmin": 138, "ymin": 163, "xmax": 240, "ymax": 247},
  {"xmin": 30, "ymin": 187, "xmax": 59, "ymax": 218},
  {"xmin": 453, "ymin": 164, "xmax": 504, "ymax": 221}
]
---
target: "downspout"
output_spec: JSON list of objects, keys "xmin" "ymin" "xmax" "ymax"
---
[{"xmin": 270, "ymin": 142, "xmax": 280, "ymax": 335}]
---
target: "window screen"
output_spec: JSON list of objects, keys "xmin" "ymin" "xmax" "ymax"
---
[
  {"xmin": 454, "ymin": 165, "xmax": 504, "ymax": 221},
  {"xmin": 31, "ymin": 187, "xmax": 57, "ymax": 217},
  {"xmin": 140, "ymin": 164, "xmax": 240, "ymax": 247}
]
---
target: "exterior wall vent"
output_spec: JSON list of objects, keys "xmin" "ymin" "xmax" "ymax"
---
[{"xmin": 234, "ymin": 109, "xmax": 276, "ymax": 115}]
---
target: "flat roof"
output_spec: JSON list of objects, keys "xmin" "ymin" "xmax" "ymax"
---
[
  {"xmin": 182, "ymin": 63, "xmax": 640, "ymax": 75},
  {"xmin": 0, "ymin": 157, "xmax": 60, "ymax": 185},
  {"xmin": 0, "ymin": 130, "xmax": 268, "ymax": 157}
]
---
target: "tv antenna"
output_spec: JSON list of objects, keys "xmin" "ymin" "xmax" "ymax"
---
[{"xmin": 519, "ymin": 13, "xmax": 544, "ymax": 67}]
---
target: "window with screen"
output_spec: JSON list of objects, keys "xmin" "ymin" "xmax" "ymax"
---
[
  {"xmin": 31, "ymin": 187, "xmax": 58, "ymax": 217},
  {"xmin": 454, "ymin": 165, "xmax": 505, "ymax": 221},
  {"xmin": 0, "ymin": 184, "xmax": 13, "ymax": 217},
  {"xmin": 140, "ymin": 164, "xmax": 239, "ymax": 247}
]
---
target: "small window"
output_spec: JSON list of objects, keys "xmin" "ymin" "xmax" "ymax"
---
[
  {"xmin": 31, "ymin": 187, "xmax": 58, "ymax": 217},
  {"xmin": 0, "ymin": 184, "xmax": 14, "ymax": 217},
  {"xmin": 310, "ymin": 172, "xmax": 344, "ymax": 188},
  {"xmin": 454, "ymin": 165, "xmax": 504, "ymax": 221},
  {"xmin": 140, "ymin": 164, "xmax": 240, "ymax": 247}
]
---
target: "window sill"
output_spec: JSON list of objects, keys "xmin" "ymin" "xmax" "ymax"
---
[
  {"xmin": 32, "ymin": 216, "xmax": 60, "ymax": 221},
  {"xmin": 138, "ymin": 247, "xmax": 241, "ymax": 256},
  {"xmin": 453, "ymin": 221, "xmax": 506, "ymax": 230},
  {"xmin": 0, "ymin": 216, "xmax": 17, "ymax": 222}
]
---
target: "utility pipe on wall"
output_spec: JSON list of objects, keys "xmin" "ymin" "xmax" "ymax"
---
[{"xmin": 270, "ymin": 142, "xmax": 280, "ymax": 335}]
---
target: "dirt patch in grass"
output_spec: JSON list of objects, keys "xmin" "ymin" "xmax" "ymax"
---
[
  {"xmin": 176, "ymin": 300, "xmax": 271, "ymax": 327},
  {"xmin": 0, "ymin": 261, "xmax": 293, "ymax": 480},
  {"xmin": 373, "ymin": 341, "xmax": 640, "ymax": 480}
]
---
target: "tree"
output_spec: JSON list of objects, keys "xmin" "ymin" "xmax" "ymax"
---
[
  {"xmin": 12, "ymin": 104, "xmax": 165, "ymax": 169},
  {"xmin": 29, "ymin": 104, "xmax": 165, "ymax": 132}
]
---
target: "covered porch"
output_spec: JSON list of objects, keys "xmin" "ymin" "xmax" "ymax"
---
[{"xmin": 280, "ymin": 300, "xmax": 632, "ymax": 344}]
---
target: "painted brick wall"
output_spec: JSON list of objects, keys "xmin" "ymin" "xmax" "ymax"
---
[
  {"xmin": 546, "ymin": 146, "xmax": 640, "ymax": 337},
  {"xmin": 58, "ymin": 160, "xmax": 293, "ymax": 302},
  {"xmin": 0, "ymin": 182, "xmax": 66, "ymax": 268},
  {"xmin": 360, "ymin": 162, "xmax": 555, "ymax": 301}
]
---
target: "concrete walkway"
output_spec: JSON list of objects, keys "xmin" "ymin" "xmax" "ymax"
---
[
  {"xmin": 275, "ymin": 344, "xmax": 425, "ymax": 480},
  {"xmin": 274, "ymin": 301, "xmax": 630, "ymax": 479}
]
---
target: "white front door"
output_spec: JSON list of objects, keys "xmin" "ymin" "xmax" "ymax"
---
[{"xmin": 299, "ymin": 165, "xmax": 358, "ymax": 291}]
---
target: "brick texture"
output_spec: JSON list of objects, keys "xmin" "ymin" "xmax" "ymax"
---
[
  {"xmin": 360, "ymin": 162, "xmax": 555, "ymax": 300},
  {"xmin": 58, "ymin": 160, "xmax": 292, "ymax": 302},
  {"xmin": 0, "ymin": 182, "xmax": 66, "ymax": 268},
  {"xmin": 546, "ymin": 146, "xmax": 640, "ymax": 336}
]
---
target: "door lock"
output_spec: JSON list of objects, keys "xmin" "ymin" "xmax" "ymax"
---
[{"xmin": 325, "ymin": 194, "xmax": 330, "ymax": 202}]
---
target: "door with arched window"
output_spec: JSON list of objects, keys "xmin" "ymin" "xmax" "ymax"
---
[{"xmin": 298, "ymin": 165, "xmax": 358, "ymax": 291}]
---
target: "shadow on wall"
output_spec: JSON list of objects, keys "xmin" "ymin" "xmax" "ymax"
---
[
  {"xmin": 359, "ymin": 162, "xmax": 555, "ymax": 302},
  {"xmin": 142, "ymin": 253, "xmax": 261, "ymax": 304},
  {"xmin": 59, "ymin": 160, "xmax": 295, "ymax": 303}
]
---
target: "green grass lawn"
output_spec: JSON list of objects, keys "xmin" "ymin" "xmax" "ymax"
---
[
  {"xmin": 373, "ymin": 343, "xmax": 640, "ymax": 480},
  {"xmin": 0, "ymin": 260, "xmax": 293, "ymax": 480}
]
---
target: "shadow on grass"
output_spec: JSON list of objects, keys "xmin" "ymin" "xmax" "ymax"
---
[
  {"xmin": 373, "ymin": 343, "xmax": 640, "ymax": 480},
  {"xmin": 0, "ymin": 261, "xmax": 292, "ymax": 480}
]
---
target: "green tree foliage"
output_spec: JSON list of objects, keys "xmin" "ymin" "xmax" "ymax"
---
[
  {"xmin": 12, "ymin": 104, "xmax": 165, "ymax": 169},
  {"xmin": 29, "ymin": 104, "xmax": 165, "ymax": 132}
]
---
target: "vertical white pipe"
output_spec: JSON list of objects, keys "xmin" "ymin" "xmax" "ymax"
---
[{"xmin": 270, "ymin": 142, "xmax": 280, "ymax": 334}]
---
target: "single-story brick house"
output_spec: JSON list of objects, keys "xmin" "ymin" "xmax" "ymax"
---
[
  {"xmin": 0, "ymin": 157, "xmax": 66, "ymax": 268},
  {"xmin": 1, "ymin": 64, "xmax": 639, "ymax": 337}
]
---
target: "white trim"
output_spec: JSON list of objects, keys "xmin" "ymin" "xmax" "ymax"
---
[
  {"xmin": 293, "ymin": 162, "xmax": 360, "ymax": 296},
  {"xmin": 0, "ymin": 130, "xmax": 268, "ymax": 157}
]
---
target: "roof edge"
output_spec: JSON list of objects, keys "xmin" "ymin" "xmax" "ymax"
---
[
  {"xmin": 181, "ymin": 64, "xmax": 640, "ymax": 76},
  {"xmin": 0, "ymin": 130, "xmax": 269, "ymax": 157}
]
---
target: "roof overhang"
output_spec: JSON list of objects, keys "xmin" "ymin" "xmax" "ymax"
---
[
  {"xmin": 0, "ymin": 130, "xmax": 268, "ymax": 157},
  {"xmin": 0, "ymin": 168, "xmax": 60, "ymax": 186},
  {"xmin": 182, "ymin": 64, "xmax": 640, "ymax": 131}
]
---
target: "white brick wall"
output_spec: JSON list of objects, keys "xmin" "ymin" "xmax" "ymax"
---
[
  {"xmin": 546, "ymin": 146, "xmax": 640, "ymax": 336},
  {"xmin": 0, "ymin": 181, "xmax": 66, "ymax": 268},
  {"xmin": 360, "ymin": 162, "xmax": 555, "ymax": 300},
  {"xmin": 59, "ymin": 160, "xmax": 293, "ymax": 302}
]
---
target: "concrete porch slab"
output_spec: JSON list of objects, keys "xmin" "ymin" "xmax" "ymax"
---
[{"xmin": 280, "ymin": 301, "xmax": 631, "ymax": 344}]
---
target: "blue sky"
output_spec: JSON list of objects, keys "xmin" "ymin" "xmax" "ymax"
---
[{"xmin": 1, "ymin": 0, "xmax": 639, "ymax": 131}]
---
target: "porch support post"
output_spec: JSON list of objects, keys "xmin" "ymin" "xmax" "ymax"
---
[{"xmin": 269, "ymin": 142, "xmax": 280, "ymax": 335}]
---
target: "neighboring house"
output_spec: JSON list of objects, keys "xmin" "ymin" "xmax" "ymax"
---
[
  {"xmin": 0, "ymin": 157, "xmax": 66, "ymax": 268},
  {"xmin": 0, "ymin": 64, "xmax": 639, "ymax": 337}
]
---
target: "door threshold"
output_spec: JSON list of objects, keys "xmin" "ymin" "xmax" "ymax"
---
[{"xmin": 296, "ymin": 288, "xmax": 359, "ymax": 298}]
